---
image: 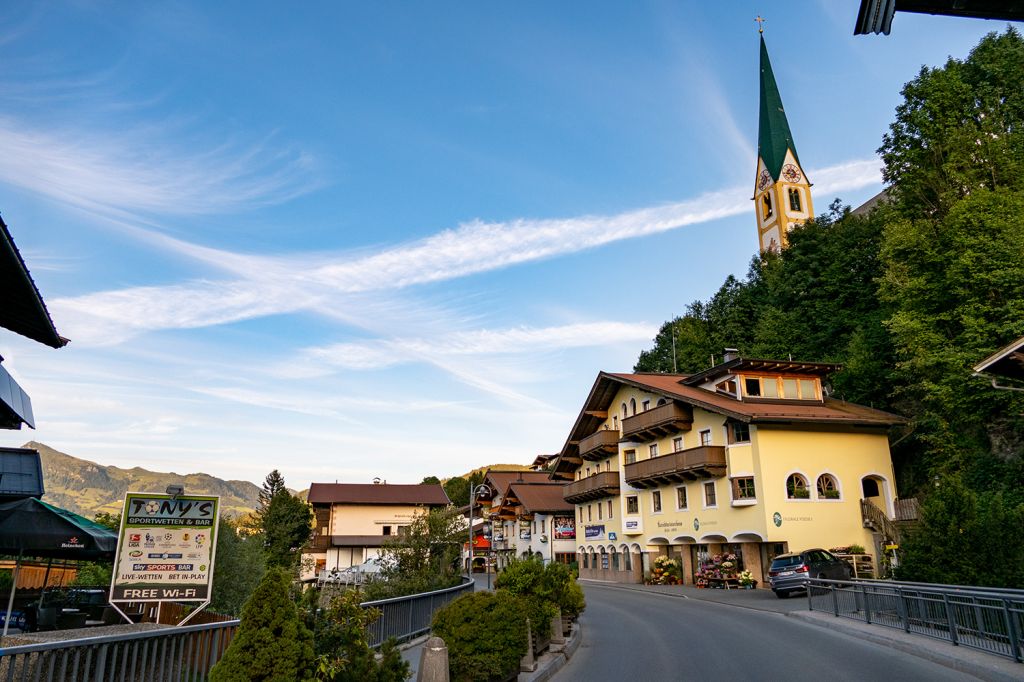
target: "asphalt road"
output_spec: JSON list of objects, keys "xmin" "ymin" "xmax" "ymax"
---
[{"xmin": 555, "ymin": 582, "xmax": 977, "ymax": 681}]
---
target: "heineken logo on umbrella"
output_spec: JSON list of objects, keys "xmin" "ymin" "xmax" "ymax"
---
[{"xmin": 61, "ymin": 536, "xmax": 85, "ymax": 548}]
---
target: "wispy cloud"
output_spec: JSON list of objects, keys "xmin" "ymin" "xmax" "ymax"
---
[
  {"xmin": 0, "ymin": 117, "xmax": 319, "ymax": 220},
  {"xmin": 302, "ymin": 321, "xmax": 659, "ymax": 371},
  {"xmin": 50, "ymin": 157, "xmax": 882, "ymax": 345}
]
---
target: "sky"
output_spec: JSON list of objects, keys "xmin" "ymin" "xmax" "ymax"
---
[{"xmin": 0, "ymin": 1, "xmax": 1012, "ymax": 488}]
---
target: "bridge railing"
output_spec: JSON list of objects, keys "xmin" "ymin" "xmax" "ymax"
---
[
  {"xmin": 807, "ymin": 578, "xmax": 1024, "ymax": 663},
  {"xmin": 0, "ymin": 619, "xmax": 238, "ymax": 682},
  {"xmin": 360, "ymin": 576, "xmax": 475, "ymax": 647}
]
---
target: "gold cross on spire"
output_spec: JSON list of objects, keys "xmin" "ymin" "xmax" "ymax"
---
[{"xmin": 755, "ymin": 15, "xmax": 766, "ymax": 33}]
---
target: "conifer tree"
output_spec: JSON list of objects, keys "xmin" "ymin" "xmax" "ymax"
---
[{"xmin": 209, "ymin": 568, "xmax": 315, "ymax": 682}]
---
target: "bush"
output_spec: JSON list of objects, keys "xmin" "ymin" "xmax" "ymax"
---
[
  {"xmin": 540, "ymin": 561, "xmax": 585, "ymax": 619},
  {"xmin": 431, "ymin": 591, "xmax": 528, "ymax": 682},
  {"xmin": 495, "ymin": 558, "xmax": 584, "ymax": 624},
  {"xmin": 209, "ymin": 568, "xmax": 315, "ymax": 681},
  {"xmin": 298, "ymin": 588, "xmax": 409, "ymax": 682}
]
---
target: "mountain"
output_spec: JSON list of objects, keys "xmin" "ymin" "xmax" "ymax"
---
[{"xmin": 23, "ymin": 441, "xmax": 262, "ymax": 519}]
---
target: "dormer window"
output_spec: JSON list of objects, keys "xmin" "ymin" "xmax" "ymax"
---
[
  {"xmin": 742, "ymin": 375, "xmax": 820, "ymax": 401},
  {"xmin": 716, "ymin": 378, "xmax": 737, "ymax": 395}
]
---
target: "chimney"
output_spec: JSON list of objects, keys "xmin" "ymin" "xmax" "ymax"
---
[{"xmin": 723, "ymin": 348, "xmax": 739, "ymax": 363}]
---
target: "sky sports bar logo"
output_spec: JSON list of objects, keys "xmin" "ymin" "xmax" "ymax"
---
[{"xmin": 133, "ymin": 563, "xmax": 194, "ymax": 572}]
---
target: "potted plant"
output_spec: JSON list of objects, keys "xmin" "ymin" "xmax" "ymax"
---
[{"xmin": 737, "ymin": 570, "xmax": 757, "ymax": 589}]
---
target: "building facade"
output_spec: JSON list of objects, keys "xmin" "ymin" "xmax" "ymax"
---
[
  {"xmin": 492, "ymin": 481, "xmax": 576, "ymax": 566},
  {"xmin": 551, "ymin": 354, "xmax": 906, "ymax": 585},
  {"xmin": 303, "ymin": 482, "xmax": 449, "ymax": 580}
]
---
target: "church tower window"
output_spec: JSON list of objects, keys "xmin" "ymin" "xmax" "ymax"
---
[
  {"xmin": 762, "ymin": 193, "xmax": 773, "ymax": 219},
  {"xmin": 788, "ymin": 188, "xmax": 801, "ymax": 212}
]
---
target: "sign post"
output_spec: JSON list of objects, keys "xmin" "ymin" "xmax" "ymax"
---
[{"xmin": 109, "ymin": 492, "xmax": 220, "ymax": 626}]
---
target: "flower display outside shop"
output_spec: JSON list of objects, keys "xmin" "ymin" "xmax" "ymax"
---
[
  {"xmin": 648, "ymin": 555, "xmax": 682, "ymax": 585},
  {"xmin": 695, "ymin": 552, "xmax": 743, "ymax": 586},
  {"xmin": 737, "ymin": 570, "xmax": 757, "ymax": 588}
]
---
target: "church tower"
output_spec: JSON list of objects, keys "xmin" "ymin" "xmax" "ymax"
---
[{"xmin": 754, "ymin": 29, "xmax": 813, "ymax": 253}]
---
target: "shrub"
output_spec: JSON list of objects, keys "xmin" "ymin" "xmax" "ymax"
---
[
  {"xmin": 209, "ymin": 568, "xmax": 315, "ymax": 681},
  {"xmin": 540, "ymin": 561, "xmax": 585, "ymax": 619},
  {"xmin": 299, "ymin": 588, "xmax": 409, "ymax": 682},
  {"xmin": 431, "ymin": 591, "xmax": 528, "ymax": 682},
  {"xmin": 495, "ymin": 558, "xmax": 584, "ymax": 623}
]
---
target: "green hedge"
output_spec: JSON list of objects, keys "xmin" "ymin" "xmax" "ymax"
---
[{"xmin": 431, "ymin": 591, "xmax": 528, "ymax": 682}]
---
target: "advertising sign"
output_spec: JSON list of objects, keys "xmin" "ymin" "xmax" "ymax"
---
[
  {"xmin": 110, "ymin": 493, "xmax": 220, "ymax": 602},
  {"xmin": 584, "ymin": 524, "xmax": 604, "ymax": 540},
  {"xmin": 553, "ymin": 516, "xmax": 576, "ymax": 540}
]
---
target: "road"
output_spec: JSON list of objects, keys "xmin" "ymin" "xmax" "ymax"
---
[{"xmin": 555, "ymin": 582, "xmax": 976, "ymax": 681}]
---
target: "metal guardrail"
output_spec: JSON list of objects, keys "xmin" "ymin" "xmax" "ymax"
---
[
  {"xmin": 361, "ymin": 576, "xmax": 475, "ymax": 648},
  {"xmin": 807, "ymin": 578, "xmax": 1024, "ymax": 663},
  {"xmin": 0, "ymin": 619, "xmax": 239, "ymax": 681}
]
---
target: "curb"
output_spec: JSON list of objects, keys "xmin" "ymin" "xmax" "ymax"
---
[
  {"xmin": 787, "ymin": 611, "xmax": 1022, "ymax": 682},
  {"xmin": 519, "ymin": 623, "xmax": 582, "ymax": 682}
]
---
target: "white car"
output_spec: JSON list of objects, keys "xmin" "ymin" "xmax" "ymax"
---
[{"xmin": 320, "ymin": 556, "xmax": 383, "ymax": 585}]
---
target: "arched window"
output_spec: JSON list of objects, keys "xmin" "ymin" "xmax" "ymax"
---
[
  {"xmin": 762, "ymin": 192, "xmax": 774, "ymax": 219},
  {"xmin": 621, "ymin": 403, "xmax": 628, "ymax": 420},
  {"xmin": 613, "ymin": 415, "xmax": 619, "ymax": 431},
  {"xmin": 817, "ymin": 474, "xmax": 840, "ymax": 499},
  {"xmin": 611, "ymin": 546, "xmax": 620, "ymax": 571},
  {"xmin": 862, "ymin": 477, "xmax": 880, "ymax": 498},
  {"xmin": 581, "ymin": 552, "xmax": 588, "ymax": 569},
  {"xmin": 786, "ymin": 473, "xmax": 809, "ymax": 499},
  {"xmin": 788, "ymin": 187, "xmax": 801, "ymax": 212},
  {"xmin": 630, "ymin": 398, "xmax": 637, "ymax": 416},
  {"xmin": 623, "ymin": 547, "xmax": 632, "ymax": 571},
  {"xmin": 656, "ymin": 398, "xmax": 667, "ymax": 406}
]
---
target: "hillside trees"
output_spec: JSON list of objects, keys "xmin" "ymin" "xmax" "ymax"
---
[{"xmin": 211, "ymin": 515, "xmax": 267, "ymax": 616}]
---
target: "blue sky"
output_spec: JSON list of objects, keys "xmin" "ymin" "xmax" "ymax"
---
[{"xmin": 0, "ymin": 2, "xmax": 1010, "ymax": 487}]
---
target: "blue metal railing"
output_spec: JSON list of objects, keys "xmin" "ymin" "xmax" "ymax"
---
[
  {"xmin": 807, "ymin": 578, "xmax": 1024, "ymax": 663},
  {"xmin": 361, "ymin": 576, "xmax": 474, "ymax": 647}
]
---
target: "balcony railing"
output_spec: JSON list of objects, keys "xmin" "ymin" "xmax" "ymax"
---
[
  {"xmin": 564, "ymin": 471, "xmax": 620, "ymax": 504},
  {"xmin": 621, "ymin": 402, "xmax": 693, "ymax": 442},
  {"xmin": 579, "ymin": 429, "xmax": 620, "ymax": 461},
  {"xmin": 623, "ymin": 445, "xmax": 726, "ymax": 488}
]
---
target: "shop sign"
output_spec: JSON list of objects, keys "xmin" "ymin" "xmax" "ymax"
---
[
  {"xmin": 519, "ymin": 528, "xmax": 531, "ymax": 540},
  {"xmin": 772, "ymin": 512, "xmax": 782, "ymax": 527},
  {"xmin": 584, "ymin": 524, "xmax": 605, "ymax": 540},
  {"xmin": 625, "ymin": 519, "xmax": 640, "ymax": 531},
  {"xmin": 553, "ymin": 516, "xmax": 576, "ymax": 540},
  {"xmin": 693, "ymin": 518, "xmax": 700, "ymax": 531},
  {"xmin": 111, "ymin": 492, "xmax": 220, "ymax": 602}
]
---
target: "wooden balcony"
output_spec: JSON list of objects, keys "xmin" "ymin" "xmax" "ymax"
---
[
  {"xmin": 621, "ymin": 402, "xmax": 693, "ymax": 442},
  {"xmin": 564, "ymin": 471, "xmax": 620, "ymax": 504},
  {"xmin": 623, "ymin": 445, "xmax": 726, "ymax": 489},
  {"xmin": 579, "ymin": 429, "xmax": 620, "ymax": 461},
  {"xmin": 309, "ymin": 533, "xmax": 332, "ymax": 552}
]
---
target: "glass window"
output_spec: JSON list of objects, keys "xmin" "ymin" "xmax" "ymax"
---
[
  {"xmin": 673, "ymin": 437, "xmax": 683, "ymax": 452},
  {"xmin": 612, "ymin": 549, "xmax": 620, "ymax": 571},
  {"xmin": 622, "ymin": 403, "xmax": 628, "ymax": 420},
  {"xmin": 676, "ymin": 486, "xmax": 688, "ymax": 510},
  {"xmin": 642, "ymin": 400, "xmax": 650, "ymax": 411},
  {"xmin": 597, "ymin": 503, "xmax": 602, "ymax": 520},
  {"xmin": 762, "ymin": 378, "xmax": 779, "ymax": 398},
  {"xmin": 624, "ymin": 449, "xmax": 636, "ymax": 464},
  {"xmin": 762, "ymin": 192, "xmax": 773, "ymax": 218},
  {"xmin": 657, "ymin": 398, "xmax": 667, "ymax": 406},
  {"xmin": 733, "ymin": 477, "xmax": 756, "ymax": 500},
  {"xmin": 730, "ymin": 422, "xmax": 750, "ymax": 443},
  {"xmin": 788, "ymin": 187, "xmax": 801, "ymax": 212},
  {"xmin": 700, "ymin": 430, "xmax": 712, "ymax": 446},
  {"xmin": 799, "ymin": 378, "xmax": 817, "ymax": 399},
  {"xmin": 587, "ymin": 505, "xmax": 592, "ymax": 522},
  {"xmin": 744, "ymin": 377, "xmax": 761, "ymax": 397},
  {"xmin": 613, "ymin": 415, "xmax": 619, "ymax": 430},
  {"xmin": 607, "ymin": 500, "xmax": 613, "ymax": 519},
  {"xmin": 649, "ymin": 443, "xmax": 658, "ymax": 458},
  {"xmin": 626, "ymin": 496, "xmax": 639, "ymax": 514},
  {"xmin": 817, "ymin": 474, "xmax": 840, "ymax": 499},
  {"xmin": 704, "ymin": 482, "xmax": 717, "ymax": 507},
  {"xmin": 787, "ymin": 473, "xmax": 809, "ymax": 499},
  {"xmin": 652, "ymin": 491, "xmax": 662, "ymax": 513},
  {"xmin": 624, "ymin": 550, "xmax": 632, "ymax": 571},
  {"xmin": 630, "ymin": 398, "xmax": 637, "ymax": 416},
  {"xmin": 782, "ymin": 378, "xmax": 798, "ymax": 398}
]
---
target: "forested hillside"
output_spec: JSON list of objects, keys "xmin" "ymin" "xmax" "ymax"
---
[{"xmin": 634, "ymin": 30, "xmax": 1024, "ymax": 585}]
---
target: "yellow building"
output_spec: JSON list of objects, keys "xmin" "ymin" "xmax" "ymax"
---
[
  {"xmin": 550, "ymin": 352, "xmax": 906, "ymax": 585},
  {"xmin": 754, "ymin": 33, "xmax": 814, "ymax": 253},
  {"xmin": 303, "ymin": 482, "xmax": 449, "ymax": 580}
]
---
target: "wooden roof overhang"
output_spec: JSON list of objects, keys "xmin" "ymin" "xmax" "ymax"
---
[{"xmin": 0, "ymin": 216, "xmax": 67, "ymax": 349}]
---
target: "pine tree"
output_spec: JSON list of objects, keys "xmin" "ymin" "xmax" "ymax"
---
[{"xmin": 209, "ymin": 568, "xmax": 315, "ymax": 681}]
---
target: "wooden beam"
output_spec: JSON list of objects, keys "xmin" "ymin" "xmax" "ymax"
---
[{"xmin": 584, "ymin": 410, "xmax": 608, "ymax": 419}]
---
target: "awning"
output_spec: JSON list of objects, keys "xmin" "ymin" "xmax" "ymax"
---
[{"xmin": 0, "ymin": 362, "xmax": 34, "ymax": 429}]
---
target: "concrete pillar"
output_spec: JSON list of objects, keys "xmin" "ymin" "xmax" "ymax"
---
[
  {"xmin": 520, "ymin": 618, "xmax": 536, "ymax": 672},
  {"xmin": 417, "ymin": 636, "xmax": 449, "ymax": 682},
  {"xmin": 550, "ymin": 608, "xmax": 565, "ymax": 644}
]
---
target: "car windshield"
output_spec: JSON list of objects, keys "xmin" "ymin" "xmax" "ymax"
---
[{"xmin": 770, "ymin": 555, "xmax": 804, "ymax": 569}]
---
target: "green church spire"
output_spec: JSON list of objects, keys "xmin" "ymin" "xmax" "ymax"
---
[{"xmin": 758, "ymin": 35, "xmax": 800, "ymax": 181}]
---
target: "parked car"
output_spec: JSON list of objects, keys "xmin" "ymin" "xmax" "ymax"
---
[
  {"xmin": 320, "ymin": 556, "xmax": 383, "ymax": 585},
  {"xmin": 768, "ymin": 549, "xmax": 850, "ymax": 598}
]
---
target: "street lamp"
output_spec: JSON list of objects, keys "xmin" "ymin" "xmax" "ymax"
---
[{"xmin": 468, "ymin": 483, "xmax": 493, "ymax": 581}]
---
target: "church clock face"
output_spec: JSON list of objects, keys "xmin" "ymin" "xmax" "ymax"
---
[
  {"xmin": 757, "ymin": 169, "xmax": 772, "ymax": 191},
  {"xmin": 781, "ymin": 164, "xmax": 802, "ymax": 183}
]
